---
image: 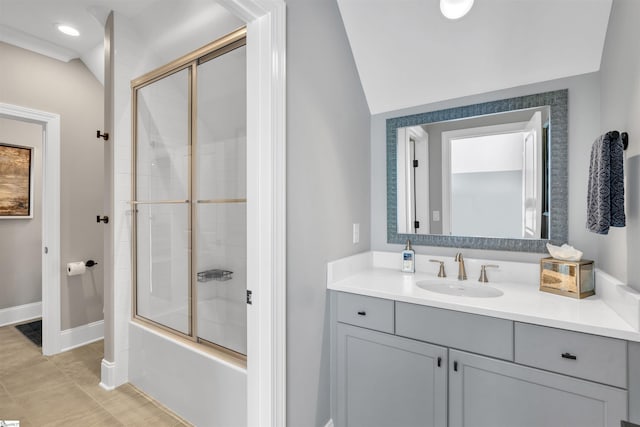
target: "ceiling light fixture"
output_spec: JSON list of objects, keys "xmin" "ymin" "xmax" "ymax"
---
[
  {"xmin": 57, "ymin": 24, "xmax": 80, "ymax": 37},
  {"xmin": 440, "ymin": 0, "xmax": 474, "ymax": 20}
]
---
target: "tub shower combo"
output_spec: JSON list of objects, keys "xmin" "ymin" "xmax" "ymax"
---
[{"xmin": 131, "ymin": 28, "xmax": 247, "ymax": 357}]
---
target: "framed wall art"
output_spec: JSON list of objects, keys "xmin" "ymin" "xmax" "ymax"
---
[{"xmin": 0, "ymin": 143, "xmax": 34, "ymax": 218}]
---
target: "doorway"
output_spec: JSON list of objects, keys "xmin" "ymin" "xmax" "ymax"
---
[{"xmin": 0, "ymin": 102, "xmax": 61, "ymax": 356}]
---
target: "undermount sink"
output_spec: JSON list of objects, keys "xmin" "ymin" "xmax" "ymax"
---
[{"xmin": 416, "ymin": 280, "xmax": 504, "ymax": 298}]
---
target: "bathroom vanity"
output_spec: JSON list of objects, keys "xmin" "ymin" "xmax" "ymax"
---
[{"xmin": 328, "ymin": 252, "xmax": 640, "ymax": 427}]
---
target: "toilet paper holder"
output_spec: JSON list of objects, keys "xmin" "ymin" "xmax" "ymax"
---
[{"xmin": 67, "ymin": 260, "xmax": 99, "ymax": 276}]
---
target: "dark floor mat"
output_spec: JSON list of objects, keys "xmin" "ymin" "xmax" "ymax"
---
[{"xmin": 15, "ymin": 319, "xmax": 42, "ymax": 347}]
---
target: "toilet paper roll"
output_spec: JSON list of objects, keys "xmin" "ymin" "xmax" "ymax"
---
[{"xmin": 67, "ymin": 261, "xmax": 86, "ymax": 276}]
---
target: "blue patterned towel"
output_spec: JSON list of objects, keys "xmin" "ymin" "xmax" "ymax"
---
[{"xmin": 586, "ymin": 132, "xmax": 626, "ymax": 234}]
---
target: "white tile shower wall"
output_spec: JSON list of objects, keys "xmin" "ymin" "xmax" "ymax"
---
[
  {"xmin": 198, "ymin": 136, "xmax": 247, "ymax": 200},
  {"xmin": 136, "ymin": 70, "xmax": 190, "ymax": 202},
  {"xmin": 130, "ymin": 38, "xmax": 193, "ymax": 335},
  {"xmin": 135, "ymin": 204, "xmax": 190, "ymax": 334},
  {"xmin": 197, "ymin": 297, "xmax": 246, "ymax": 353},
  {"xmin": 197, "ymin": 202, "xmax": 246, "ymax": 352}
]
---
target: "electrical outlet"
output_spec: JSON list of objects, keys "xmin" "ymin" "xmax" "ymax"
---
[
  {"xmin": 433, "ymin": 210, "xmax": 440, "ymax": 221},
  {"xmin": 353, "ymin": 223, "xmax": 360, "ymax": 244}
]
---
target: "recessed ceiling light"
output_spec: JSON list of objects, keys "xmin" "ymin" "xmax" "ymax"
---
[
  {"xmin": 57, "ymin": 24, "xmax": 80, "ymax": 37},
  {"xmin": 440, "ymin": 0, "xmax": 474, "ymax": 20}
]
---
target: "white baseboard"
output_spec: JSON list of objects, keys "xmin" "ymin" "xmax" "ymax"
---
[
  {"xmin": 0, "ymin": 301, "xmax": 42, "ymax": 327},
  {"xmin": 324, "ymin": 419, "xmax": 334, "ymax": 427},
  {"xmin": 59, "ymin": 319, "xmax": 104, "ymax": 352},
  {"xmin": 100, "ymin": 359, "xmax": 116, "ymax": 390}
]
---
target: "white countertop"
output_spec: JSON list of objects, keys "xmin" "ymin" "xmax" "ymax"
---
[{"xmin": 327, "ymin": 251, "xmax": 640, "ymax": 342}]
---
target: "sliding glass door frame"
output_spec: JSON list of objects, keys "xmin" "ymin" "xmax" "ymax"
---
[{"xmin": 131, "ymin": 27, "xmax": 247, "ymax": 359}]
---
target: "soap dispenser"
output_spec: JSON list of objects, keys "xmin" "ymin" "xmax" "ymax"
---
[{"xmin": 402, "ymin": 239, "xmax": 415, "ymax": 273}]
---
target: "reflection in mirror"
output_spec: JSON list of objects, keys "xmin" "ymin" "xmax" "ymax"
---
[
  {"xmin": 397, "ymin": 106, "xmax": 551, "ymax": 240},
  {"xmin": 387, "ymin": 90, "xmax": 568, "ymax": 252}
]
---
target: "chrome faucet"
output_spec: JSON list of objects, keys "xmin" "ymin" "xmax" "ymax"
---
[{"xmin": 454, "ymin": 252, "xmax": 467, "ymax": 280}]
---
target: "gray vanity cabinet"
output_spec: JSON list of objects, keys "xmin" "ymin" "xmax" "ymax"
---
[
  {"xmin": 336, "ymin": 323, "xmax": 448, "ymax": 427},
  {"xmin": 332, "ymin": 291, "xmax": 630, "ymax": 427},
  {"xmin": 448, "ymin": 349, "xmax": 628, "ymax": 427}
]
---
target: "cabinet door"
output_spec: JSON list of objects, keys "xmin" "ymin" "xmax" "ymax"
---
[
  {"xmin": 449, "ymin": 349, "xmax": 627, "ymax": 427},
  {"xmin": 336, "ymin": 323, "xmax": 447, "ymax": 427}
]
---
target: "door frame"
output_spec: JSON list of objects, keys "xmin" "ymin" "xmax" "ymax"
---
[
  {"xmin": 441, "ymin": 121, "xmax": 527, "ymax": 236},
  {"xmin": 207, "ymin": 2, "xmax": 287, "ymax": 423},
  {"xmin": 235, "ymin": 3, "xmax": 287, "ymax": 424},
  {"xmin": 0, "ymin": 102, "xmax": 61, "ymax": 356}
]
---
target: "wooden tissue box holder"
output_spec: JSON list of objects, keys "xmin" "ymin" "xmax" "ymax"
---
[{"xmin": 539, "ymin": 257, "xmax": 595, "ymax": 299}]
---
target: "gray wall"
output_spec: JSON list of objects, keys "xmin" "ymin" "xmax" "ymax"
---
[
  {"xmin": 372, "ymin": 73, "xmax": 601, "ymax": 264},
  {"xmin": 286, "ymin": 0, "xmax": 371, "ymax": 425},
  {"xmin": 599, "ymin": 0, "xmax": 640, "ymax": 289},
  {"xmin": 0, "ymin": 118, "xmax": 43, "ymax": 309},
  {"xmin": 0, "ymin": 42, "xmax": 105, "ymax": 330}
]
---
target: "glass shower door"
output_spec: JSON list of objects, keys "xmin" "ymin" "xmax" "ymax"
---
[
  {"xmin": 194, "ymin": 44, "xmax": 247, "ymax": 354},
  {"xmin": 134, "ymin": 68, "xmax": 191, "ymax": 335}
]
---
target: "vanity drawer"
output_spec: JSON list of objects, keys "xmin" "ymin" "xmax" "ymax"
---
[
  {"xmin": 515, "ymin": 322, "xmax": 627, "ymax": 388},
  {"xmin": 396, "ymin": 302, "xmax": 513, "ymax": 360},
  {"xmin": 336, "ymin": 292, "xmax": 394, "ymax": 334}
]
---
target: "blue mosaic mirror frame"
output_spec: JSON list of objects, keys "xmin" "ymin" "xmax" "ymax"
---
[{"xmin": 387, "ymin": 89, "xmax": 568, "ymax": 252}]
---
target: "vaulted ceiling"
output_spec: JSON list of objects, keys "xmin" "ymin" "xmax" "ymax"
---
[
  {"xmin": 1, "ymin": 0, "xmax": 613, "ymax": 114},
  {"xmin": 337, "ymin": 0, "xmax": 613, "ymax": 114},
  {"xmin": 0, "ymin": 0, "xmax": 242, "ymax": 84}
]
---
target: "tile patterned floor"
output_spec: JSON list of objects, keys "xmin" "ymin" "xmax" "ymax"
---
[{"xmin": 0, "ymin": 322, "xmax": 191, "ymax": 426}]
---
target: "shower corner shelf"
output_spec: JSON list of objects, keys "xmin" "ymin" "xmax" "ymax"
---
[{"xmin": 197, "ymin": 269, "xmax": 233, "ymax": 282}]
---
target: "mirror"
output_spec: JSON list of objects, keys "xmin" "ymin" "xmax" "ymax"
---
[
  {"xmin": 387, "ymin": 90, "xmax": 568, "ymax": 252},
  {"xmin": 397, "ymin": 106, "xmax": 550, "ymax": 238}
]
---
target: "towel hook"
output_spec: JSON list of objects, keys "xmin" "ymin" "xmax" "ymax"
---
[
  {"xmin": 96, "ymin": 130, "xmax": 109, "ymax": 141},
  {"xmin": 608, "ymin": 130, "xmax": 629, "ymax": 150},
  {"xmin": 621, "ymin": 132, "xmax": 629, "ymax": 150}
]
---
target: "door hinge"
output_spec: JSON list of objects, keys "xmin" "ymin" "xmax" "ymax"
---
[
  {"xmin": 246, "ymin": 290, "xmax": 252, "ymax": 305},
  {"xmin": 413, "ymin": 160, "xmax": 419, "ymax": 168},
  {"xmin": 414, "ymin": 221, "xmax": 420, "ymax": 229}
]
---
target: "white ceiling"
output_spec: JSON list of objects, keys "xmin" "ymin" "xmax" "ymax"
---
[
  {"xmin": 0, "ymin": 0, "xmax": 243, "ymax": 84},
  {"xmin": 1, "ymin": 0, "xmax": 613, "ymax": 114},
  {"xmin": 0, "ymin": 0, "xmax": 158, "ymax": 62},
  {"xmin": 338, "ymin": 0, "xmax": 613, "ymax": 114}
]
